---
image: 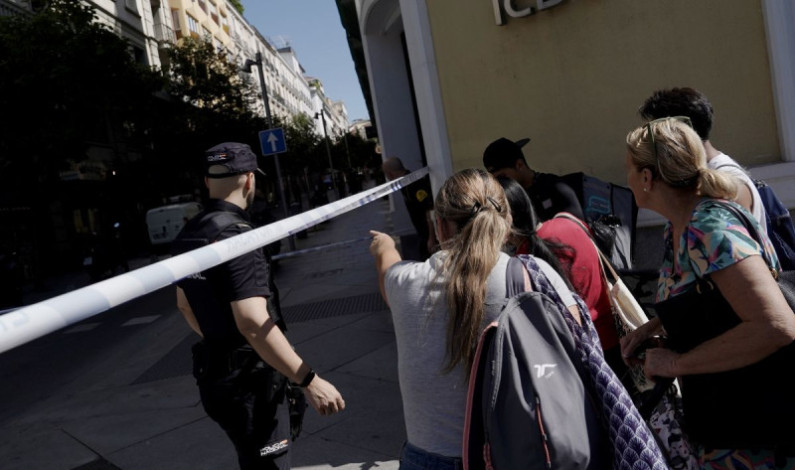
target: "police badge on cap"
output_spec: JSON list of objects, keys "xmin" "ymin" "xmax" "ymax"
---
[{"xmin": 205, "ymin": 142, "xmax": 265, "ymax": 178}]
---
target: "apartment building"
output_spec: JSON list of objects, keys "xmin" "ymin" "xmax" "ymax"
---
[
  {"xmin": 1, "ymin": 0, "xmax": 349, "ymax": 132},
  {"xmin": 167, "ymin": 0, "xmax": 231, "ymax": 51},
  {"xmin": 308, "ymin": 77, "xmax": 349, "ymax": 138},
  {"xmin": 0, "ymin": 0, "xmax": 174, "ymax": 68}
]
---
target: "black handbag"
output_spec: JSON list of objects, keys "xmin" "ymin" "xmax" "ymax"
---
[{"xmin": 654, "ymin": 202, "xmax": 795, "ymax": 452}]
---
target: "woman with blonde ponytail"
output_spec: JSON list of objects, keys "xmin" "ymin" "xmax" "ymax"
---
[
  {"xmin": 369, "ymin": 168, "xmax": 577, "ymax": 469},
  {"xmin": 621, "ymin": 117, "xmax": 795, "ymax": 468}
]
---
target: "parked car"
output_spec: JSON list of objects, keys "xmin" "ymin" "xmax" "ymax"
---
[{"xmin": 146, "ymin": 202, "xmax": 202, "ymax": 248}]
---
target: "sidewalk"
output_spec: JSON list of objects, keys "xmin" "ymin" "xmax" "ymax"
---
[{"xmin": 0, "ymin": 186, "xmax": 407, "ymax": 470}]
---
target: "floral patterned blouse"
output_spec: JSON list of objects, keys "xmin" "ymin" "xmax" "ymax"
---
[{"xmin": 656, "ymin": 199, "xmax": 780, "ymax": 302}]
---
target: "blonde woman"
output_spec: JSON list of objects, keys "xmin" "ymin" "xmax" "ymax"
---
[
  {"xmin": 369, "ymin": 168, "xmax": 578, "ymax": 470},
  {"xmin": 621, "ymin": 117, "xmax": 795, "ymax": 469}
]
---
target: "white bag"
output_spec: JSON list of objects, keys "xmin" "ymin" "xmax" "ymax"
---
[{"xmin": 597, "ymin": 249, "xmax": 649, "ymax": 332}]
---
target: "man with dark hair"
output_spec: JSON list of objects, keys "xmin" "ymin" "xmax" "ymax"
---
[
  {"xmin": 482, "ymin": 137, "xmax": 584, "ymax": 221},
  {"xmin": 172, "ymin": 142, "xmax": 345, "ymax": 470},
  {"xmin": 382, "ymin": 156, "xmax": 437, "ymax": 259},
  {"xmin": 639, "ymin": 87, "xmax": 766, "ymax": 231}
]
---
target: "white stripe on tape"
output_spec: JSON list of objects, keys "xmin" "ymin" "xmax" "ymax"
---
[{"xmin": 0, "ymin": 168, "xmax": 429, "ymax": 353}]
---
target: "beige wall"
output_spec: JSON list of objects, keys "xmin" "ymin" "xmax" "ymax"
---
[{"xmin": 425, "ymin": 0, "xmax": 779, "ymax": 185}]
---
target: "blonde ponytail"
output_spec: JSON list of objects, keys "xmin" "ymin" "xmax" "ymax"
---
[
  {"xmin": 697, "ymin": 167, "xmax": 738, "ymax": 200},
  {"xmin": 435, "ymin": 169, "xmax": 511, "ymax": 372}
]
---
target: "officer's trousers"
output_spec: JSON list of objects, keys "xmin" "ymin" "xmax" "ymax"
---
[{"xmin": 194, "ymin": 343, "xmax": 291, "ymax": 470}]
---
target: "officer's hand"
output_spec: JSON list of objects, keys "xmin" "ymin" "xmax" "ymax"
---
[{"xmin": 303, "ymin": 375, "xmax": 345, "ymax": 416}]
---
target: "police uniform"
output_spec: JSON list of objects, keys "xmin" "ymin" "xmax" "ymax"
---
[
  {"xmin": 172, "ymin": 143, "xmax": 291, "ymax": 470},
  {"xmin": 401, "ymin": 174, "xmax": 434, "ymax": 259}
]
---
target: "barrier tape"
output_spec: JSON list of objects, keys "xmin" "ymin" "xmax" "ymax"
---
[{"xmin": 0, "ymin": 167, "xmax": 429, "ymax": 354}]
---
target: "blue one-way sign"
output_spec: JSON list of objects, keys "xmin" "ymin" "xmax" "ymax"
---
[{"xmin": 258, "ymin": 128, "xmax": 287, "ymax": 155}]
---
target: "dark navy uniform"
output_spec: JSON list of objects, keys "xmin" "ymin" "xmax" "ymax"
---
[
  {"xmin": 400, "ymin": 174, "xmax": 434, "ymax": 259},
  {"xmin": 172, "ymin": 199, "xmax": 290, "ymax": 470}
]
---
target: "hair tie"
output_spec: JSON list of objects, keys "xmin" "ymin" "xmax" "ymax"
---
[
  {"xmin": 471, "ymin": 202, "xmax": 482, "ymax": 215},
  {"xmin": 486, "ymin": 196, "xmax": 502, "ymax": 213}
]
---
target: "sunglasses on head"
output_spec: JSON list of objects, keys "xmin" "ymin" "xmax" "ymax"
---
[{"xmin": 645, "ymin": 115, "xmax": 693, "ymax": 161}]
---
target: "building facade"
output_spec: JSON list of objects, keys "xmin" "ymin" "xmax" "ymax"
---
[{"xmin": 345, "ymin": 0, "xmax": 795, "ymax": 231}]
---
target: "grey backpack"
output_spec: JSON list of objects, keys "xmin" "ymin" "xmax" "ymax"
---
[{"xmin": 463, "ymin": 258, "xmax": 607, "ymax": 470}]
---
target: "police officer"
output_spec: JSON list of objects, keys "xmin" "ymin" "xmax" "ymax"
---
[
  {"xmin": 172, "ymin": 142, "xmax": 345, "ymax": 470},
  {"xmin": 382, "ymin": 156, "xmax": 438, "ymax": 260}
]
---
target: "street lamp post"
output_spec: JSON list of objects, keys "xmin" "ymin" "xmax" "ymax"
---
[
  {"xmin": 314, "ymin": 109, "xmax": 338, "ymax": 198},
  {"xmin": 245, "ymin": 52, "xmax": 295, "ymax": 251}
]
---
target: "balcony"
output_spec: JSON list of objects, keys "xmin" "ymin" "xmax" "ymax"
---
[
  {"xmin": 153, "ymin": 21, "xmax": 175, "ymax": 43},
  {"xmin": 0, "ymin": 0, "xmax": 31, "ymax": 17}
]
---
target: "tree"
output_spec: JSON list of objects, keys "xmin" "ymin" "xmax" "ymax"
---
[
  {"xmin": 0, "ymin": 0, "xmax": 165, "ymax": 275},
  {"xmin": 164, "ymin": 37, "xmax": 257, "ymax": 120},
  {"xmin": 331, "ymin": 132, "xmax": 380, "ymax": 171},
  {"xmin": 228, "ymin": 0, "xmax": 244, "ymax": 15},
  {"xmin": 0, "ymin": 0, "xmax": 163, "ymax": 184}
]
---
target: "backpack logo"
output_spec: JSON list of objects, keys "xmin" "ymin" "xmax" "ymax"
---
[{"xmin": 533, "ymin": 363, "xmax": 557, "ymax": 379}]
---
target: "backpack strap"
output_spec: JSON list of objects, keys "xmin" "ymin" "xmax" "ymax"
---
[
  {"xmin": 713, "ymin": 201, "xmax": 778, "ymax": 275},
  {"xmin": 554, "ymin": 212, "xmax": 622, "ymax": 284},
  {"xmin": 505, "ymin": 257, "xmax": 527, "ymax": 297}
]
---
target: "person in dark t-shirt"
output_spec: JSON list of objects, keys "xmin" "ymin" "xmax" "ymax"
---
[{"xmin": 483, "ymin": 137, "xmax": 584, "ymax": 222}]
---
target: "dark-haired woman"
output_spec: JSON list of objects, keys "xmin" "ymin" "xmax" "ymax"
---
[{"xmin": 497, "ymin": 176, "xmax": 620, "ymax": 361}]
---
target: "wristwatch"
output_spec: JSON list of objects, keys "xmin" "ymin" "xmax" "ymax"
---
[{"xmin": 296, "ymin": 368, "xmax": 316, "ymax": 388}]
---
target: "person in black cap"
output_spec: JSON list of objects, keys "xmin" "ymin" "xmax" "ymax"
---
[
  {"xmin": 171, "ymin": 142, "xmax": 345, "ymax": 470},
  {"xmin": 483, "ymin": 137, "xmax": 584, "ymax": 221}
]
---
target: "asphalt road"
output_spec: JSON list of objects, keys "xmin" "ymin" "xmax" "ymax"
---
[{"xmin": 0, "ymin": 286, "xmax": 183, "ymax": 425}]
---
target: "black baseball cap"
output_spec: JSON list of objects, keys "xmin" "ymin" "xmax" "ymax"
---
[
  {"xmin": 483, "ymin": 137, "xmax": 531, "ymax": 172},
  {"xmin": 205, "ymin": 142, "xmax": 265, "ymax": 178}
]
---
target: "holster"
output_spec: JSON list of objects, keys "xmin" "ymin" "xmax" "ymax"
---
[{"xmin": 192, "ymin": 342, "xmax": 276, "ymax": 383}]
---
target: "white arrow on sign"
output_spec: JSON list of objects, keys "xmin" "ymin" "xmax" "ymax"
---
[{"xmin": 267, "ymin": 132, "xmax": 279, "ymax": 152}]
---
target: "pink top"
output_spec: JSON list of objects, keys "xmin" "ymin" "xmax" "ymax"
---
[{"xmin": 521, "ymin": 216, "xmax": 619, "ymax": 350}]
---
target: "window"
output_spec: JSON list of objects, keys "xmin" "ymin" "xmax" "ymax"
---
[
  {"xmin": 125, "ymin": 0, "xmax": 139, "ymax": 15},
  {"xmin": 220, "ymin": 14, "xmax": 229, "ymax": 34},
  {"xmin": 209, "ymin": 1, "xmax": 218, "ymax": 24},
  {"xmin": 131, "ymin": 45, "xmax": 147, "ymax": 65},
  {"xmin": 171, "ymin": 9, "xmax": 181, "ymax": 32},
  {"xmin": 187, "ymin": 14, "xmax": 200, "ymax": 36},
  {"xmin": 197, "ymin": 0, "xmax": 207, "ymax": 13},
  {"xmin": 202, "ymin": 26, "xmax": 212, "ymax": 40}
]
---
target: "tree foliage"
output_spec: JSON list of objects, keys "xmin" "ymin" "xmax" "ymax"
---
[
  {"xmin": 0, "ymin": 0, "xmax": 378, "ymax": 275},
  {"xmin": 165, "ymin": 37, "xmax": 257, "ymax": 119},
  {"xmin": 228, "ymin": 0, "xmax": 244, "ymax": 15},
  {"xmin": 0, "ymin": 0, "xmax": 163, "ymax": 184}
]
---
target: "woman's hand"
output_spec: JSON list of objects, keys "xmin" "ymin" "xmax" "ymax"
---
[
  {"xmin": 369, "ymin": 230, "xmax": 396, "ymax": 257},
  {"xmin": 643, "ymin": 347, "xmax": 681, "ymax": 379},
  {"xmin": 369, "ymin": 230, "xmax": 402, "ymax": 306},
  {"xmin": 620, "ymin": 316, "xmax": 663, "ymax": 366}
]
